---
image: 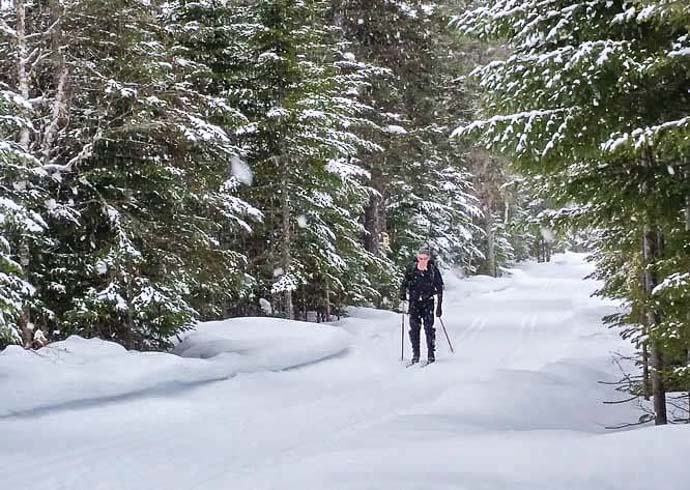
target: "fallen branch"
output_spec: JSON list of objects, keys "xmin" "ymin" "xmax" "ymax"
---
[
  {"xmin": 605, "ymin": 418, "xmax": 653, "ymax": 430},
  {"xmin": 603, "ymin": 395, "xmax": 640, "ymax": 405}
]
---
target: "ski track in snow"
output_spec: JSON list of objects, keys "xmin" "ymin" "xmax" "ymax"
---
[{"xmin": 3, "ymin": 252, "xmax": 690, "ymax": 489}]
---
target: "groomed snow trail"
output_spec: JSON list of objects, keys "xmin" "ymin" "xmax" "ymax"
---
[{"xmin": 3, "ymin": 253, "xmax": 690, "ymax": 489}]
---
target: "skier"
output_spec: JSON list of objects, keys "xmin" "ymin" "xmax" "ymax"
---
[{"xmin": 400, "ymin": 247, "xmax": 444, "ymax": 365}]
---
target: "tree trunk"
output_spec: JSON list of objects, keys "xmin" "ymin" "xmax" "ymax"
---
[
  {"xmin": 17, "ymin": 239, "xmax": 32, "ymax": 347},
  {"xmin": 484, "ymin": 199, "xmax": 496, "ymax": 277},
  {"xmin": 642, "ymin": 344, "xmax": 651, "ymax": 401},
  {"xmin": 364, "ymin": 168, "xmax": 384, "ymax": 255},
  {"xmin": 687, "ymin": 348, "xmax": 690, "ymax": 421},
  {"xmin": 364, "ymin": 198, "xmax": 379, "ymax": 254},
  {"xmin": 643, "ymin": 226, "xmax": 667, "ymax": 425},
  {"xmin": 302, "ymin": 286, "xmax": 308, "ymax": 321},
  {"xmin": 324, "ymin": 276, "xmax": 331, "ymax": 322},
  {"xmin": 639, "ymin": 237, "xmax": 651, "ymax": 400},
  {"xmin": 41, "ymin": 0, "xmax": 68, "ymax": 164},
  {"xmin": 649, "ymin": 338, "xmax": 668, "ymax": 425},
  {"xmin": 686, "ymin": 175, "xmax": 690, "ymax": 417},
  {"xmin": 13, "ymin": 0, "xmax": 33, "ymax": 348},
  {"xmin": 281, "ymin": 176, "xmax": 294, "ymax": 320},
  {"xmin": 640, "ymin": 150, "xmax": 667, "ymax": 425},
  {"xmin": 16, "ymin": 0, "xmax": 31, "ymax": 149}
]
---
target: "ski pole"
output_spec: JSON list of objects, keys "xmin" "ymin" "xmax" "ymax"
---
[
  {"xmin": 400, "ymin": 303, "xmax": 406, "ymax": 361},
  {"xmin": 438, "ymin": 317, "xmax": 455, "ymax": 354}
]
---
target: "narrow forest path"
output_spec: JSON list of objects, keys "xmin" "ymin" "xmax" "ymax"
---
[{"xmin": 3, "ymin": 253, "xmax": 690, "ymax": 490}]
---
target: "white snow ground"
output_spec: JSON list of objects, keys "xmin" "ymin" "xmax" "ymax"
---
[{"xmin": 2, "ymin": 252, "xmax": 689, "ymax": 490}]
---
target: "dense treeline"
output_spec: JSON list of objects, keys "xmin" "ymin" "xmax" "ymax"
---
[
  {"xmin": 0, "ymin": 0, "xmax": 548, "ymax": 350},
  {"xmin": 456, "ymin": 0, "xmax": 690, "ymax": 424}
]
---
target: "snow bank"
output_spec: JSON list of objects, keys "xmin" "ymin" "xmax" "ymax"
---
[
  {"xmin": 0, "ymin": 317, "xmax": 350, "ymax": 417},
  {"xmin": 174, "ymin": 317, "xmax": 352, "ymax": 369}
]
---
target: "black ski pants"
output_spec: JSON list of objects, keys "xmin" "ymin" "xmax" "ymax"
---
[{"xmin": 408, "ymin": 298, "xmax": 435, "ymax": 359}]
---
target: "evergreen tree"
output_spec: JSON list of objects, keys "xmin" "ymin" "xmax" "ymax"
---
[
  {"xmin": 0, "ymin": 0, "xmax": 54, "ymax": 347},
  {"xmin": 332, "ymin": 0, "xmax": 486, "ymax": 286},
  {"xmin": 223, "ymin": 0, "xmax": 385, "ymax": 319},
  {"xmin": 0, "ymin": 87, "xmax": 45, "ymax": 347},
  {"xmin": 455, "ymin": 0, "xmax": 690, "ymax": 424},
  {"xmin": 1, "ymin": 0, "xmax": 258, "ymax": 348}
]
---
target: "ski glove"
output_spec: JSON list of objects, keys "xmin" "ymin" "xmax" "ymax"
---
[{"xmin": 436, "ymin": 294, "xmax": 443, "ymax": 317}]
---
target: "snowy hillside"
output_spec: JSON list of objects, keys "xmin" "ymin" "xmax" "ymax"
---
[{"xmin": 2, "ymin": 253, "xmax": 689, "ymax": 489}]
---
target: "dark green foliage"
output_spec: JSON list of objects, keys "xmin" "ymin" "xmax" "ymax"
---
[
  {"xmin": 332, "ymin": 1, "xmax": 489, "ymax": 281},
  {"xmin": 0, "ymin": 0, "xmax": 541, "ymax": 350},
  {"xmin": 456, "ymin": 0, "xmax": 690, "ymax": 417},
  {"xmin": 1, "ymin": 0, "xmax": 257, "ymax": 349}
]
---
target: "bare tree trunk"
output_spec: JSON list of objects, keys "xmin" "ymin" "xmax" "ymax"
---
[
  {"xmin": 639, "ymin": 237, "xmax": 651, "ymax": 400},
  {"xmin": 640, "ymin": 149, "xmax": 667, "ymax": 425},
  {"xmin": 642, "ymin": 344, "xmax": 651, "ymax": 401},
  {"xmin": 16, "ymin": 1, "xmax": 68, "ymax": 347},
  {"xmin": 271, "ymin": 291, "xmax": 279, "ymax": 318},
  {"xmin": 16, "ymin": 0, "xmax": 31, "ymax": 149},
  {"xmin": 686, "ymin": 175, "xmax": 690, "ymax": 417},
  {"xmin": 534, "ymin": 236, "xmax": 543, "ymax": 263},
  {"xmin": 281, "ymin": 177, "xmax": 294, "ymax": 320},
  {"xmin": 538, "ymin": 238, "xmax": 543, "ymax": 262},
  {"xmin": 18, "ymin": 241, "xmax": 32, "ymax": 347},
  {"xmin": 364, "ymin": 168, "xmax": 384, "ymax": 255},
  {"xmin": 685, "ymin": 168, "xmax": 690, "ymax": 230},
  {"xmin": 687, "ymin": 348, "xmax": 690, "ymax": 421},
  {"xmin": 324, "ymin": 276, "xmax": 331, "ymax": 322},
  {"xmin": 649, "ymin": 338, "xmax": 668, "ymax": 425},
  {"xmin": 364, "ymin": 200, "xmax": 381, "ymax": 256},
  {"xmin": 364, "ymin": 197, "xmax": 380, "ymax": 254},
  {"xmin": 302, "ymin": 286, "xmax": 308, "ymax": 321},
  {"xmin": 485, "ymin": 202, "xmax": 496, "ymax": 277},
  {"xmin": 124, "ymin": 268, "xmax": 136, "ymax": 349},
  {"xmin": 643, "ymin": 226, "xmax": 667, "ymax": 425},
  {"xmin": 14, "ymin": 0, "xmax": 33, "ymax": 347},
  {"xmin": 41, "ymin": 43, "xmax": 68, "ymax": 162}
]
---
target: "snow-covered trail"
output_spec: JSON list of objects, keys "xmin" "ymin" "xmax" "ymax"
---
[{"xmin": 3, "ymin": 253, "xmax": 690, "ymax": 490}]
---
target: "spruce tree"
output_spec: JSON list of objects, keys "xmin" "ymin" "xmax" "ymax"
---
[
  {"xmin": 224, "ymin": 0, "xmax": 384, "ymax": 318},
  {"xmin": 332, "ymin": 0, "xmax": 486, "ymax": 285},
  {"xmin": 455, "ymin": 0, "xmax": 690, "ymax": 424},
  {"xmin": 1, "ymin": 0, "xmax": 259, "ymax": 348},
  {"xmin": 0, "ymin": 89, "xmax": 45, "ymax": 347},
  {"xmin": 0, "ymin": 1, "xmax": 54, "ymax": 347}
]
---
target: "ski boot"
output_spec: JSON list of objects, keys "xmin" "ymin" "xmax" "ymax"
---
[{"xmin": 405, "ymin": 356, "xmax": 420, "ymax": 368}]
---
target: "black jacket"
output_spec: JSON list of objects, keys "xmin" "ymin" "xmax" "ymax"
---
[{"xmin": 400, "ymin": 258, "xmax": 444, "ymax": 304}]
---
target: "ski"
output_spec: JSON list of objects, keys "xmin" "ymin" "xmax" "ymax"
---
[{"xmin": 404, "ymin": 359, "xmax": 435, "ymax": 368}]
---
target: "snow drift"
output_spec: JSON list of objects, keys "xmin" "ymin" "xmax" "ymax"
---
[{"xmin": 0, "ymin": 317, "xmax": 351, "ymax": 417}]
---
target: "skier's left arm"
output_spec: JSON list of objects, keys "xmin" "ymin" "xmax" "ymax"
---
[{"xmin": 434, "ymin": 266, "xmax": 444, "ymax": 317}]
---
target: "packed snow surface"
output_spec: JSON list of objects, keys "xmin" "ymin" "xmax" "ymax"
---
[{"xmin": 2, "ymin": 253, "xmax": 689, "ymax": 489}]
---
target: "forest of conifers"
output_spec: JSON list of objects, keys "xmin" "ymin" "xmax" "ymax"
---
[{"xmin": 2, "ymin": 1, "xmax": 689, "ymax": 425}]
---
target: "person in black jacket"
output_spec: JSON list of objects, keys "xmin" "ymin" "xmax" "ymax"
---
[{"xmin": 400, "ymin": 247, "xmax": 444, "ymax": 364}]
